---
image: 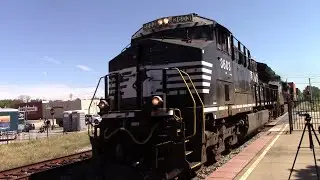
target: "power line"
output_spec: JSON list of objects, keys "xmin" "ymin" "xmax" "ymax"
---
[
  {"xmin": 281, "ymin": 75, "xmax": 320, "ymax": 78},
  {"xmin": 293, "ymin": 82, "xmax": 320, "ymax": 84}
]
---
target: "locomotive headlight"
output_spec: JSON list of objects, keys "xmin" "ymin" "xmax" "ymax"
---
[
  {"xmin": 152, "ymin": 96, "xmax": 163, "ymax": 106},
  {"xmin": 98, "ymin": 100, "xmax": 109, "ymax": 110},
  {"xmin": 94, "ymin": 119, "xmax": 100, "ymax": 125},
  {"xmin": 163, "ymin": 18, "xmax": 169, "ymax": 24},
  {"xmin": 157, "ymin": 19, "xmax": 163, "ymax": 25},
  {"xmin": 98, "ymin": 100, "xmax": 106, "ymax": 109},
  {"xmin": 97, "ymin": 99, "xmax": 110, "ymax": 116}
]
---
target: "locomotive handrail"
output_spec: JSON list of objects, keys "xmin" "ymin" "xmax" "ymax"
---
[
  {"xmin": 143, "ymin": 68, "xmax": 199, "ymax": 133},
  {"xmin": 136, "ymin": 67, "xmax": 202, "ymax": 139},
  {"xmin": 87, "ymin": 73, "xmax": 118, "ymax": 137},
  {"xmin": 88, "ymin": 76, "xmax": 105, "ymax": 115},
  {"xmin": 175, "ymin": 68, "xmax": 204, "ymax": 139},
  {"xmin": 88, "ymin": 72, "xmax": 122, "ymax": 115},
  {"xmin": 88, "ymin": 67, "xmax": 204, "ymax": 140},
  {"xmin": 173, "ymin": 109, "xmax": 183, "ymax": 122}
]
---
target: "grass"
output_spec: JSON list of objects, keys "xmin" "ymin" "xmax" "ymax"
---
[{"xmin": 0, "ymin": 131, "xmax": 91, "ymax": 171}]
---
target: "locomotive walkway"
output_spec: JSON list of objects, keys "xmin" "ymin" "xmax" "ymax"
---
[{"xmin": 206, "ymin": 113, "xmax": 320, "ymax": 180}]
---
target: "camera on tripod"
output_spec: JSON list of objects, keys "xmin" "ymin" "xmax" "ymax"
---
[
  {"xmin": 289, "ymin": 111, "xmax": 320, "ymax": 179},
  {"xmin": 296, "ymin": 111, "xmax": 319, "ymax": 134},
  {"xmin": 296, "ymin": 111, "xmax": 312, "ymax": 121}
]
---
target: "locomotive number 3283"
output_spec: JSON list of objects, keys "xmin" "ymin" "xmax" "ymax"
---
[{"xmin": 219, "ymin": 57, "xmax": 231, "ymax": 71}]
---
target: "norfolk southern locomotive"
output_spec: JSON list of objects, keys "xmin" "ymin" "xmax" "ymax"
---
[{"xmin": 88, "ymin": 13, "xmax": 288, "ymax": 179}]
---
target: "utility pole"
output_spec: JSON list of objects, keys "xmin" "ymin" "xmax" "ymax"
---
[
  {"xmin": 309, "ymin": 78, "xmax": 313, "ymax": 101},
  {"xmin": 25, "ymin": 105, "xmax": 28, "ymax": 121}
]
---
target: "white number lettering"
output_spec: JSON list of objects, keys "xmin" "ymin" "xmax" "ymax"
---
[{"xmin": 219, "ymin": 57, "xmax": 231, "ymax": 71}]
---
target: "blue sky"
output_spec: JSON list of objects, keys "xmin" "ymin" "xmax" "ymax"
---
[{"xmin": 0, "ymin": 0, "xmax": 319, "ymax": 99}]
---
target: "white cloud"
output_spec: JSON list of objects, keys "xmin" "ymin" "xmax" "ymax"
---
[
  {"xmin": 43, "ymin": 56, "xmax": 61, "ymax": 65},
  {"xmin": 42, "ymin": 72, "xmax": 48, "ymax": 76},
  {"xmin": 76, "ymin": 65, "xmax": 92, "ymax": 72},
  {"xmin": 0, "ymin": 84, "xmax": 104, "ymax": 100}
]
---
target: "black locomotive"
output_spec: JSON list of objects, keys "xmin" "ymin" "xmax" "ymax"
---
[{"xmin": 88, "ymin": 13, "xmax": 289, "ymax": 179}]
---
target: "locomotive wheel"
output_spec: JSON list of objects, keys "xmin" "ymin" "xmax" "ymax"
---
[
  {"xmin": 204, "ymin": 149, "xmax": 215, "ymax": 166},
  {"xmin": 214, "ymin": 153, "xmax": 223, "ymax": 162},
  {"xmin": 204, "ymin": 147, "xmax": 222, "ymax": 166}
]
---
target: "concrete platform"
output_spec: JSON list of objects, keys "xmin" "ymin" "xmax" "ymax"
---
[
  {"xmin": 206, "ymin": 113, "xmax": 320, "ymax": 180},
  {"xmin": 235, "ymin": 125, "xmax": 320, "ymax": 180}
]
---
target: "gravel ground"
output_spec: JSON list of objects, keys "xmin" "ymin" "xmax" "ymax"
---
[{"xmin": 191, "ymin": 127, "xmax": 271, "ymax": 180}]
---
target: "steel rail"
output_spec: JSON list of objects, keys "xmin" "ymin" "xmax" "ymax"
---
[{"xmin": 0, "ymin": 150, "xmax": 92, "ymax": 179}]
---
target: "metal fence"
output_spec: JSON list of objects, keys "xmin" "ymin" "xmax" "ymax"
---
[
  {"xmin": 288, "ymin": 98, "xmax": 320, "ymax": 131},
  {"xmin": 0, "ymin": 131, "xmax": 17, "ymax": 144}
]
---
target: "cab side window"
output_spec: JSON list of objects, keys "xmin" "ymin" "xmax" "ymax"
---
[{"xmin": 216, "ymin": 28, "xmax": 230, "ymax": 55}]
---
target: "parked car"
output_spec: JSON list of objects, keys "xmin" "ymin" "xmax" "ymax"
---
[
  {"xmin": 85, "ymin": 114, "xmax": 101, "ymax": 125},
  {"xmin": 23, "ymin": 123, "xmax": 35, "ymax": 132}
]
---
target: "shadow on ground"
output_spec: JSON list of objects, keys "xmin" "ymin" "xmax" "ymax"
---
[{"xmin": 288, "ymin": 165, "xmax": 320, "ymax": 180}]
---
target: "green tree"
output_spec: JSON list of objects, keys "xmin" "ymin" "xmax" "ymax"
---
[
  {"xmin": 303, "ymin": 86, "xmax": 320, "ymax": 100},
  {"xmin": 296, "ymin": 88, "xmax": 302, "ymax": 100},
  {"xmin": 0, "ymin": 99, "xmax": 23, "ymax": 108},
  {"xmin": 0, "ymin": 99, "xmax": 12, "ymax": 108}
]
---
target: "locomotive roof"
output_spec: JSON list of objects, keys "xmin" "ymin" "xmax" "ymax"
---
[
  {"xmin": 131, "ymin": 13, "xmax": 231, "ymax": 39},
  {"xmin": 257, "ymin": 62, "xmax": 281, "ymax": 83}
]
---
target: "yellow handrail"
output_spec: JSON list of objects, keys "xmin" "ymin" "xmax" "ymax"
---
[
  {"xmin": 173, "ymin": 109, "xmax": 183, "ymax": 122},
  {"xmin": 90, "ymin": 67, "xmax": 206, "ymax": 143},
  {"xmin": 180, "ymin": 70, "xmax": 205, "ymax": 139},
  {"xmin": 172, "ymin": 68, "xmax": 205, "ymax": 139}
]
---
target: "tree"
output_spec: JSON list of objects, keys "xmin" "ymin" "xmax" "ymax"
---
[
  {"xmin": 0, "ymin": 99, "xmax": 23, "ymax": 108},
  {"xmin": 0, "ymin": 99, "xmax": 13, "ymax": 108},
  {"xmin": 303, "ymin": 86, "xmax": 320, "ymax": 100},
  {"xmin": 296, "ymin": 88, "xmax": 302, "ymax": 100},
  {"xmin": 11, "ymin": 99, "xmax": 24, "ymax": 108},
  {"xmin": 18, "ymin": 95, "xmax": 31, "ymax": 103},
  {"xmin": 30, "ymin": 99, "xmax": 42, "ymax": 102}
]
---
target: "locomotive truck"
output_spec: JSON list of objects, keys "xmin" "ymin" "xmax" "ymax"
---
[{"xmin": 87, "ymin": 13, "xmax": 288, "ymax": 179}]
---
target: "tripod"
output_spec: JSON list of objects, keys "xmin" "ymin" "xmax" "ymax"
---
[{"xmin": 288, "ymin": 113, "xmax": 320, "ymax": 180}]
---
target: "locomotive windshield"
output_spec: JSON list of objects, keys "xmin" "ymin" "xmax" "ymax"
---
[
  {"xmin": 131, "ymin": 13, "xmax": 216, "ymax": 41},
  {"xmin": 132, "ymin": 25, "xmax": 213, "ymax": 42}
]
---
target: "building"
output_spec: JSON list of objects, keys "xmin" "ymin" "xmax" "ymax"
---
[
  {"xmin": 15, "ymin": 101, "xmax": 43, "ymax": 120},
  {"xmin": 0, "ymin": 108, "xmax": 19, "ymax": 131},
  {"xmin": 42, "ymin": 99, "xmax": 100, "ymax": 125},
  {"xmin": 15, "ymin": 99, "xmax": 100, "ymax": 122},
  {"xmin": 287, "ymin": 82, "xmax": 297, "ymax": 101}
]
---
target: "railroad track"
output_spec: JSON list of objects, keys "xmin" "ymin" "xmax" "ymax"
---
[{"xmin": 0, "ymin": 150, "xmax": 92, "ymax": 180}]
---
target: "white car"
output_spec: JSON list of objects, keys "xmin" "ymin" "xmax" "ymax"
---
[{"xmin": 85, "ymin": 114, "xmax": 102, "ymax": 125}]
